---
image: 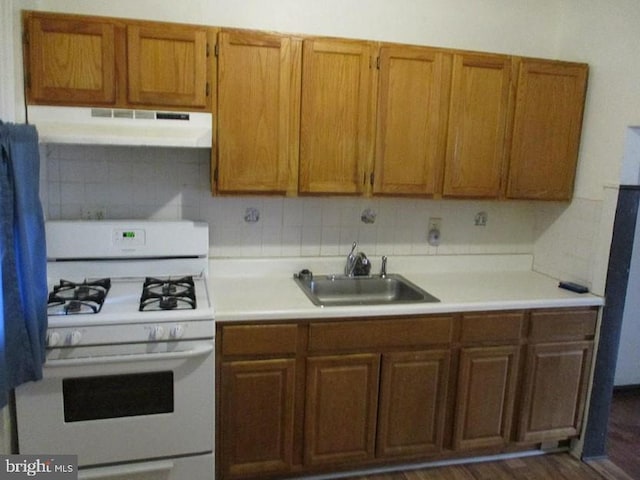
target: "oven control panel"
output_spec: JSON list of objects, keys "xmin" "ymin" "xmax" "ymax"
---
[{"xmin": 45, "ymin": 320, "xmax": 214, "ymax": 348}]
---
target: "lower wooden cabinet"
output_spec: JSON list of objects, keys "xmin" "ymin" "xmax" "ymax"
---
[
  {"xmin": 304, "ymin": 354, "xmax": 380, "ymax": 466},
  {"xmin": 518, "ymin": 341, "xmax": 593, "ymax": 443},
  {"xmin": 377, "ymin": 350, "xmax": 450, "ymax": 457},
  {"xmin": 453, "ymin": 345, "xmax": 519, "ymax": 450},
  {"xmin": 217, "ymin": 307, "xmax": 598, "ymax": 480},
  {"xmin": 219, "ymin": 359, "xmax": 296, "ymax": 478}
]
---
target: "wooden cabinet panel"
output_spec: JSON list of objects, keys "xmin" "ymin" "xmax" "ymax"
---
[
  {"xmin": 507, "ymin": 60, "xmax": 588, "ymax": 200},
  {"xmin": 217, "ymin": 31, "xmax": 301, "ymax": 194},
  {"xmin": 529, "ymin": 308, "xmax": 597, "ymax": 342},
  {"xmin": 304, "ymin": 354, "xmax": 380, "ymax": 466},
  {"xmin": 299, "ymin": 39, "xmax": 376, "ymax": 194},
  {"xmin": 373, "ymin": 46, "xmax": 449, "ymax": 196},
  {"xmin": 220, "ymin": 323, "xmax": 298, "ymax": 356},
  {"xmin": 443, "ymin": 53, "xmax": 512, "ymax": 198},
  {"xmin": 377, "ymin": 350, "xmax": 450, "ymax": 457},
  {"xmin": 220, "ymin": 359, "xmax": 296, "ymax": 478},
  {"xmin": 454, "ymin": 345, "xmax": 519, "ymax": 450},
  {"xmin": 518, "ymin": 341, "xmax": 593, "ymax": 443},
  {"xmin": 25, "ymin": 13, "xmax": 117, "ymax": 105},
  {"xmin": 127, "ymin": 23, "xmax": 209, "ymax": 108},
  {"xmin": 308, "ymin": 316, "xmax": 453, "ymax": 352},
  {"xmin": 460, "ymin": 311, "xmax": 524, "ymax": 344}
]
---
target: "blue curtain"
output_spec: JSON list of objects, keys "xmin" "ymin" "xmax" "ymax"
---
[{"xmin": 0, "ymin": 121, "xmax": 47, "ymax": 409}]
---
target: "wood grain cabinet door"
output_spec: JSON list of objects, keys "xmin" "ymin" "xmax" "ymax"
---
[
  {"xmin": 127, "ymin": 24, "xmax": 209, "ymax": 108},
  {"xmin": 25, "ymin": 14, "xmax": 117, "ymax": 106},
  {"xmin": 299, "ymin": 39, "xmax": 377, "ymax": 194},
  {"xmin": 518, "ymin": 341, "xmax": 593, "ymax": 443},
  {"xmin": 453, "ymin": 345, "xmax": 519, "ymax": 450},
  {"xmin": 304, "ymin": 354, "xmax": 380, "ymax": 466},
  {"xmin": 377, "ymin": 350, "xmax": 450, "ymax": 458},
  {"xmin": 507, "ymin": 60, "xmax": 588, "ymax": 200},
  {"xmin": 216, "ymin": 31, "xmax": 301, "ymax": 194},
  {"xmin": 373, "ymin": 46, "xmax": 449, "ymax": 196},
  {"xmin": 443, "ymin": 53, "xmax": 512, "ymax": 198},
  {"xmin": 220, "ymin": 359, "xmax": 296, "ymax": 479}
]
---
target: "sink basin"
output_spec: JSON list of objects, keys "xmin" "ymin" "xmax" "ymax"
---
[{"xmin": 293, "ymin": 273, "xmax": 439, "ymax": 307}]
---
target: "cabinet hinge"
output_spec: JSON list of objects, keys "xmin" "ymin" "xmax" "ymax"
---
[{"xmin": 214, "ymin": 43, "xmax": 220, "ymax": 57}]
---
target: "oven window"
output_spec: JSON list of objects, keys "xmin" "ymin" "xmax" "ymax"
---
[{"xmin": 62, "ymin": 372, "xmax": 174, "ymax": 422}]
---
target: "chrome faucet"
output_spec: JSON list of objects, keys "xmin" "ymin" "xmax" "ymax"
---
[
  {"xmin": 344, "ymin": 242, "xmax": 371, "ymax": 277},
  {"xmin": 380, "ymin": 256, "xmax": 387, "ymax": 278}
]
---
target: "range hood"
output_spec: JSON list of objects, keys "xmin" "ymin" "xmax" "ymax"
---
[{"xmin": 27, "ymin": 105, "xmax": 212, "ymax": 148}]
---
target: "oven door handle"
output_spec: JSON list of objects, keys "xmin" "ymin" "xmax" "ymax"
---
[
  {"xmin": 45, "ymin": 343, "xmax": 213, "ymax": 368},
  {"xmin": 79, "ymin": 459, "xmax": 174, "ymax": 479}
]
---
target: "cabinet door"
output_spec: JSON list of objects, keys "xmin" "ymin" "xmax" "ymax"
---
[
  {"xmin": 299, "ymin": 39, "xmax": 376, "ymax": 194},
  {"xmin": 453, "ymin": 345, "xmax": 519, "ymax": 450},
  {"xmin": 377, "ymin": 350, "xmax": 450, "ymax": 458},
  {"xmin": 304, "ymin": 354, "xmax": 380, "ymax": 466},
  {"xmin": 507, "ymin": 60, "xmax": 588, "ymax": 200},
  {"xmin": 217, "ymin": 31, "xmax": 301, "ymax": 194},
  {"xmin": 127, "ymin": 23, "xmax": 209, "ymax": 108},
  {"xmin": 373, "ymin": 46, "xmax": 449, "ymax": 196},
  {"xmin": 220, "ymin": 359, "xmax": 296, "ymax": 478},
  {"xmin": 443, "ymin": 53, "xmax": 512, "ymax": 198},
  {"xmin": 25, "ymin": 14, "xmax": 116, "ymax": 105},
  {"xmin": 518, "ymin": 341, "xmax": 593, "ymax": 443}
]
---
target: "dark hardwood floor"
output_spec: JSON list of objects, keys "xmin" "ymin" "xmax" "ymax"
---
[
  {"xmin": 345, "ymin": 389, "xmax": 640, "ymax": 480},
  {"xmin": 606, "ymin": 387, "xmax": 640, "ymax": 479}
]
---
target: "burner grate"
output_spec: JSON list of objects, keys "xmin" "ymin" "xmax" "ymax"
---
[
  {"xmin": 139, "ymin": 276, "xmax": 197, "ymax": 311},
  {"xmin": 48, "ymin": 278, "xmax": 111, "ymax": 315}
]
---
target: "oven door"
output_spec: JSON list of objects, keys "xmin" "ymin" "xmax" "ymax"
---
[{"xmin": 15, "ymin": 340, "xmax": 214, "ymax": 467}]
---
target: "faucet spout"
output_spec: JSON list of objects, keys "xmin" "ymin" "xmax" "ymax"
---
[{"xmin": 344, "ymin": 242, "xmax": 358, "ymax": 276}]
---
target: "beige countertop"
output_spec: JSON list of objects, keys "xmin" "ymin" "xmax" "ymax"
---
[{"xmin": 208, "ymin": 254, "xmax": 604, "ymax": 323}]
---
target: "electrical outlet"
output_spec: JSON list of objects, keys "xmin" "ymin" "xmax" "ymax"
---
[{"xmin": 474, "ymin": 211, "xmax": 488, "ymax": 226}]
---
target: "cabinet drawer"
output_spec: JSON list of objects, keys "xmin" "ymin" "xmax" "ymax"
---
[
  {"xmin": 308, "ymin": 316, "xmax": 453, "ymax": 352},
  {"xmin": 529, "ymin": 308, "xmax": 598, "ymax": 342},
  {"xmin": 221, "ymin": 324, "xmax": 298, "ymax": 356},
  {"xmin": 460, "ymin": 311, "xmax": 524, "ymax": 344}
]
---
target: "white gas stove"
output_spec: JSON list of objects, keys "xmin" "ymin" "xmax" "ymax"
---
[
  {"xmin": 16, "ymin": 220, "xmax": 216, "ymax": 479},
  {"xmin": 44, "ymin": 220, "xmax": 214, "ymax": 345}
]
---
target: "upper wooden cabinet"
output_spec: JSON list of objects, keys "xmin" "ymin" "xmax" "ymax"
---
[
  {"xmin": 127, "ymin": 23, "xmax": 210, "ymax": 108},
  {"xmin": 24, "ymin": 13, "xmax": 117, "ymax": 106},
  {"xmin": 443, "ymin": 53, "xmax": 513, "ymax": 198},
  {"xmin": 507, "ymin": 60, "xmax": 588, "ymax": 200},
  {"xmin": 299, "ymin": 39, "xmax": 377, "ymax": 195},
  {"xmin": 373, "ymin": 46, "xmax": 449, "ymax": 196},
  {"xmin": 216, "ymin": 31, "xmax": 301, "ymax": 194},
  {"xmin": 23, "ymin": 11, "xmax": 213, "ymax": 111}
]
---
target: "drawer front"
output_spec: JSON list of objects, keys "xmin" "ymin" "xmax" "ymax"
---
[
  {"xmin": 529, "ymin": 308, "xmax": 598, "ymax": 342},
  {"xmin": 221, "ymin": 324, "xmax": 298, "ymax": 356},
  {"xmin": 308, "ymin": 316, "xmax": 453, "ymax": 352},
  {"xmin": 460, "ymin": 311, "xmax": 524, "ymax": 344}
]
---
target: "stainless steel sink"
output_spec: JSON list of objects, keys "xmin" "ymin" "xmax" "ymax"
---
[{"xmin": 293, "ymin": 273, "xmax": 439, "ymax": 307}]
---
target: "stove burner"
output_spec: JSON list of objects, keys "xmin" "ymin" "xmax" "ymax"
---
[
  {"xmin": 48, "ymin": 278, "xmax": 111, "ymax": 316},
  {"xmin": 139, "ymin": 276, "xmax": 196, "ymax": 311}
]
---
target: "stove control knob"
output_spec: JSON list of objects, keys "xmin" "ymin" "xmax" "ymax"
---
[
  {"xmin": 170, "ymin": 325, "xmax": 185, "ymax": 339},
  {"xmin": 67, "ymin": 330, "xmax": 82, "ymax": 346},
  {"xmin": 150, "ymin": 326, "xmax": 166, "ymax": 341},
  {"xmin": 47, "ymin": 331, "xmax": 61, "ymax": 347}
]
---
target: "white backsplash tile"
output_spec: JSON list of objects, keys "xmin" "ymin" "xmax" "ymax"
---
[{"xmin": 41, "ymin": 144, "xmax": 551, "ymax": 260}]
